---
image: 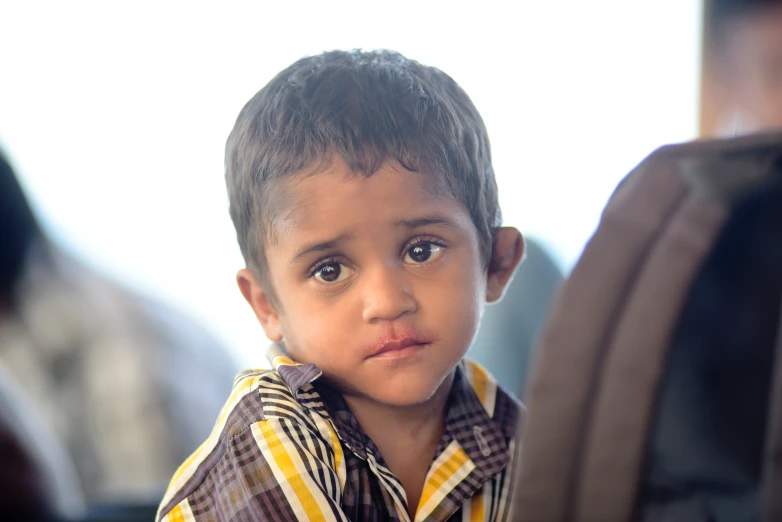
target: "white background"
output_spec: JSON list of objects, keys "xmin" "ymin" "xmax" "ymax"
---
[{"xmin": 0, "ymin": 1, "xmax": 702, "ymax": 365}]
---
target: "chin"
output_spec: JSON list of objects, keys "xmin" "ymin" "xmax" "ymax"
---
[
  {"xmin": 368, "ymin": 374, "xmax": 450, "ymax": 408},
  {"xmin": 374, "ymin": 392, "xmax": 435, "ymax": 408}
]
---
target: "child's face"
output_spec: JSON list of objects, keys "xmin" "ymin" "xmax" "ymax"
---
[{"xmin": 240, "ymin": 158, "xmax": 518, "ymax": 407}]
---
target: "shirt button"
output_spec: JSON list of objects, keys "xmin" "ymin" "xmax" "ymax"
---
[{"xmin": 473, "ymin": 426, "xmax": 491, "ymax": 457}]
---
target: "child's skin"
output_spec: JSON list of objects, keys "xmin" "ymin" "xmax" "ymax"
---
[{"xmin": 238, "ymin": 156, "xmax": 523, "ymax": 516}]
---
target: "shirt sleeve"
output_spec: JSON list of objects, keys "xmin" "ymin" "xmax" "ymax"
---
[{"xmin": 158, "ymin": 415, "xmax": 350, "ymax": 522}]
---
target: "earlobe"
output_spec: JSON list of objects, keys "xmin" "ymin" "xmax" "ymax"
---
[
  {"xmin": 237, "ymin": 268, "xmax": 284, "ymax": 341},
  {"xmin": 486, "ymin": 227, "xmax": 525, "ymax": 303}
]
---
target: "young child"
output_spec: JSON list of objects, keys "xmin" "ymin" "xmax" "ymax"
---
[{"xmin": 157, "ymin": 49, "xmax": 525, "ymax": 522}]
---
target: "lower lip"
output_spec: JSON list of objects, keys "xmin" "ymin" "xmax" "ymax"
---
[{"xmin": 370, "ymin": 343, "xmax": 428, "ymax": 360}]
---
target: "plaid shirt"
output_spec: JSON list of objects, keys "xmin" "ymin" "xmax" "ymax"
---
[{"xmin": 157, "ymin": 345, "xmax": 522, "ymax": 522}]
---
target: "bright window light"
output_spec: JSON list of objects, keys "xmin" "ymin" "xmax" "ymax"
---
[{"xmin": 0, "ymin": 1, "xmax": 702, "ymax": 365}]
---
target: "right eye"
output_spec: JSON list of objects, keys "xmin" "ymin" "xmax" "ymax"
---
[{"xmin": 313, "ymin": 262, "xmax": 353, "ymax": 283}]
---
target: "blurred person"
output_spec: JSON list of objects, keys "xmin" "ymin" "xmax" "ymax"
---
[
  {"xmin": 705, "ymin": 0, "xmax": 782, "ymax": 134},
  {"xmin": 0, "ymin": 149, "xmax": 240, "ymax": 506},
  {"xmin": 157, "ymin": 49, "xmax": 525, "ymax": 522},
  {"xmin": 0, "ymin": 361, "xmax": 84, "ymax": 521}
]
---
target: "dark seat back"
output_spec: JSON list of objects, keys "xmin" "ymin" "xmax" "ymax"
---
[{"xmin": 512, "ymin": 131, "xmax": 782, "ymax": 522}]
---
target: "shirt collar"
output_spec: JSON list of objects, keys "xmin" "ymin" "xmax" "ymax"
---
[
  {"xmin": 444, "ymin": 363, "xmax": 511, "ymax": 482},
  {"xmin": 266, "ymin": 343, "xmax": 511, "ymax": 478},
  {"xmin": 309, "ymin": 365, "xmax": 512, "ymax": 477},
  {"xmin": 266, "ymin": 342, "xmax": 322, "ymax": 396}
]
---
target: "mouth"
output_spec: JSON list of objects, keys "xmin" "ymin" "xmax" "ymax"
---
[
  {"xmin": 372, "ymin": 338, "xmax": 426, "ymax": 357},
  {"xmin": 365, "ymin": 329, "xmax": 436, "ymax": 359}
]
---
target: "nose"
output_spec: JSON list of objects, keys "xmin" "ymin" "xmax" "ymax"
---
[{"xmin": 361, "ymin": 264, "xmax": 418, "ymax": 323}]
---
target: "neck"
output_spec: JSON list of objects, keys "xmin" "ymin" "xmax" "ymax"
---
[
  {"xmin": 342, "ymin": 372, "xmax": 455, "ymax": 518},
  {"xmin": 343, "ymin": 371, "xmax": 454, "ymax": 448}
]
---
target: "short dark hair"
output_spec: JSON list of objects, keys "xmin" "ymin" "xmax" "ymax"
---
[{"xmin": 225, "ymin": 49, "xmax": 501, "ymax": 289}]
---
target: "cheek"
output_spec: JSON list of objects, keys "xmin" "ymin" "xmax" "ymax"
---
[
  {"xmin": 277, "ymin": 297, "xmax": 351, "ymax": 361},
  {"xmin": 445, "ymin": 297, "xmax": 482, "ymax": 347},
  {"xmin": 428, "ymin": 259, "xmax": 486, "ymax": 343}
]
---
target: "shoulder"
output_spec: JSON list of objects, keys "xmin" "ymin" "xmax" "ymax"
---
[
  {"xmin": 190, "ymin": 367, "xmax": 319, "ymax": 445},
  {"xmin": 156, "ymin": 369, "xmax": 322, "ymax": 520},
  {"xmin": 461, "ymin": 358, "xmax": 524, "ymax": 439}
]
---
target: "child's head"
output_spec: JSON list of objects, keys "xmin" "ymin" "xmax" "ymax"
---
[
  {"xmin": 227, "ymin": 49, "xmax": 500, "ymax": 288},
  {"xmin": 228, "ymin": 49, "xmax": 523, "ymax": 407}
]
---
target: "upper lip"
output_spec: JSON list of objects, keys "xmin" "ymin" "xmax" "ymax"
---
[{"xmin": 365, "ymin": 332, "xmax": 433, "ymax": 358}]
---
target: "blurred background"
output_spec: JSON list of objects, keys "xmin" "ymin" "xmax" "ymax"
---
[
  {"xmin": 3, "ymin": 0, "xmax": 782, "ymax": 519},
  {"xmin": 0, "ymin": 1, "xmax": 702, "ymax": 366}
]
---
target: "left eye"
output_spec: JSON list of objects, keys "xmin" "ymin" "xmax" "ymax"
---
[
  {"xmin": 404, "ymin": 242, "xmax": 444, "ymax": 264},
  {"xmin": 313, "ymin": 262, "xmax": 353, "ymax": 283}
]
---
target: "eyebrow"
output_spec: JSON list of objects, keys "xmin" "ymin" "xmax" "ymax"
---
[
  {"xmin": 290, "ymin": 233, "xmax": 353, "ymax": 265},
  {"xmin": 394, "ymin": 214, "xmax": 461, "ymax": 230}
]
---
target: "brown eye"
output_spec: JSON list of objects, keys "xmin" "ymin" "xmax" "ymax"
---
[
  {"xmin": 404, "ymin": 242, "xmax": 444, "ymax": 264},
  {"xmin": 313, "ymin": 262, "xmax": 352, "ymax": 283}
]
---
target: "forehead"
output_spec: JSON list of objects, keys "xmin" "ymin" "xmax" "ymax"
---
[{"xmin": 265, "ymin": 158, "xmax": 462, "ymax": 243}]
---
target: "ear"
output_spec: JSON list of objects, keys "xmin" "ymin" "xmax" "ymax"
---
[
  {"xmin": 486, "ymin": 227, "xmax": 525, "ymax": 303},
  {"xmin": 237, "ymin": 268, "xmax": 284, "ymax": 342}
]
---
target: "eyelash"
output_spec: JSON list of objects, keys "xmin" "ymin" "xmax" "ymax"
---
[
  {"xmin": 308, "ymin": 256, "xmax": 345, "ymax": 278},
  {"xmin": 403, "ymin": 235, "xmax": 446, "ymax": 254},
  {"xmin": 306, "ymin": 235, "xmax": 448, "ymax": 279}
]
